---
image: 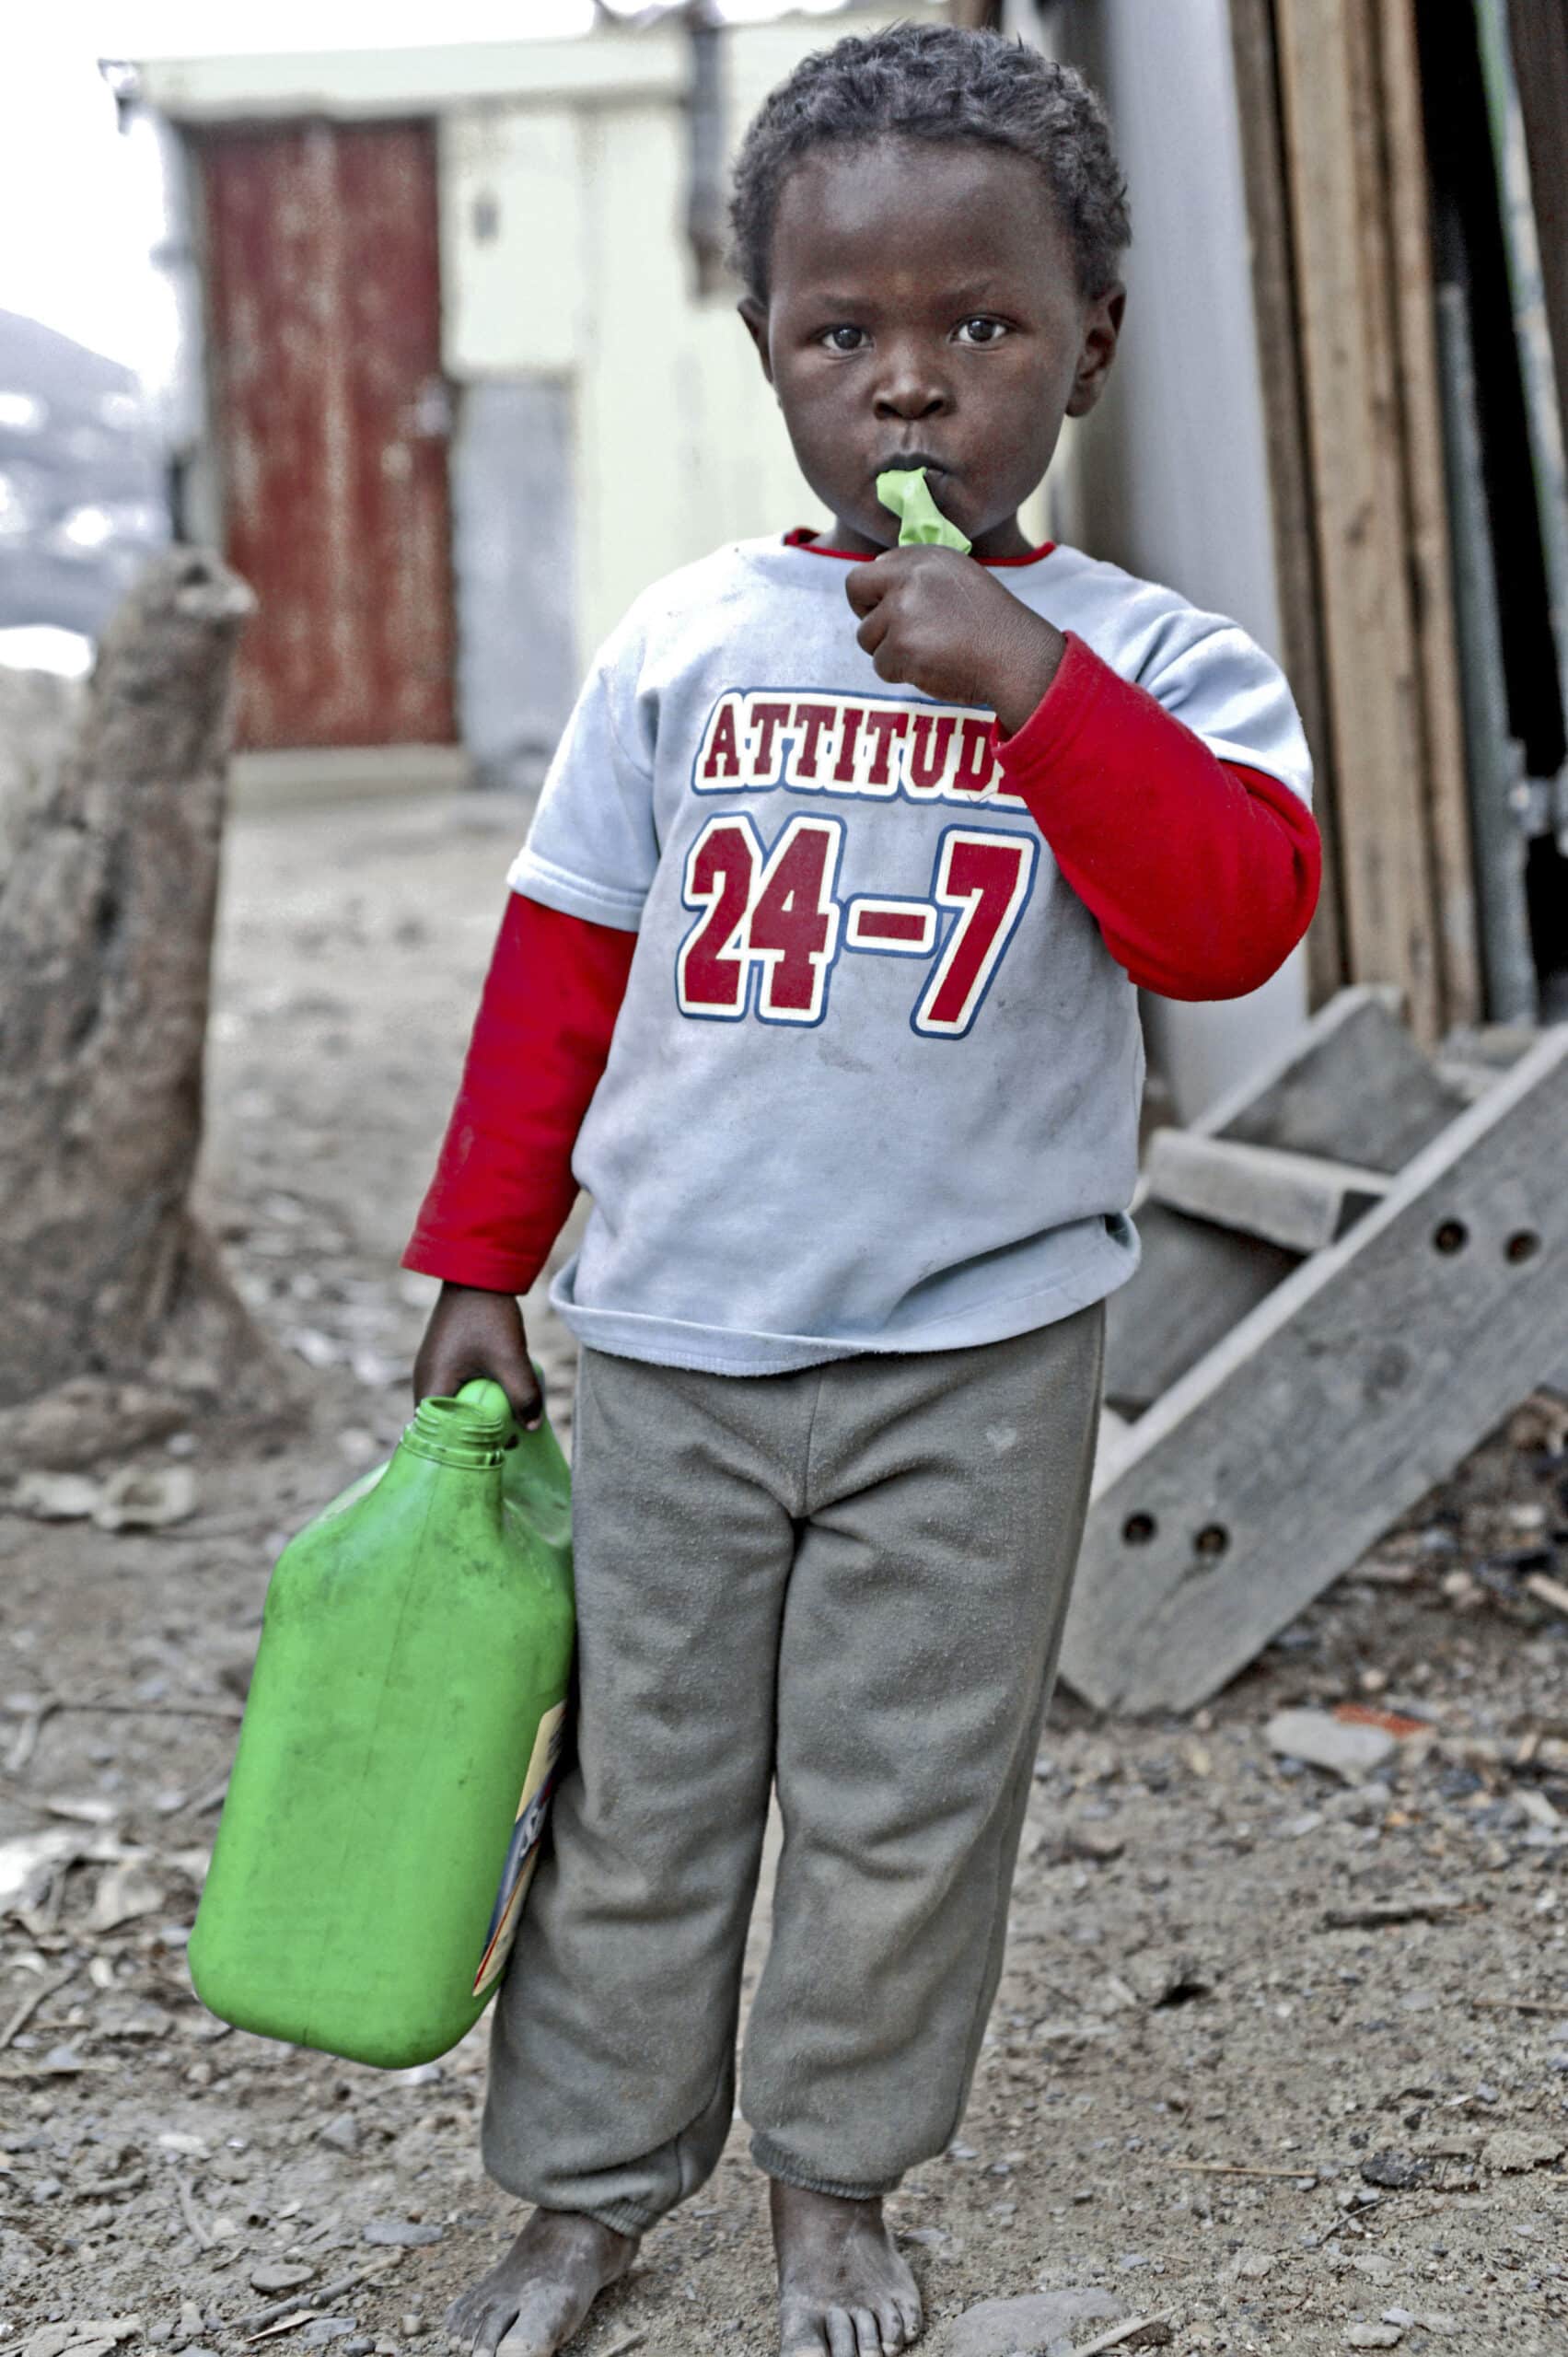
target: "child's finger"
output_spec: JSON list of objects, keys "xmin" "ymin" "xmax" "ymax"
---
[
  {"xmin": 506, "ymin": 1364, "xmax": 545, "ymax": 1432},
  {"xmin": 843, "ymin": 561, "xmax": 885, "ymax": 617},
  {"xmin": 855, "ymin": 604, "xmax": 889, "ymax": 656}
]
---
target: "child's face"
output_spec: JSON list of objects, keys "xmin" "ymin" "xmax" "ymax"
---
[{"xmin": 741, "ymin": 137, "xmax": 1122, "ymax": 562}]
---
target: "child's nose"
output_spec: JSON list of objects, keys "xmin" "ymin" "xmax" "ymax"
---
[{"xmin": 872, "ymin": 346, "xmax": 952, "ymax": 421}]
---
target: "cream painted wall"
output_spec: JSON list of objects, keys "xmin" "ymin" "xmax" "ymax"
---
[
  {"xmin": 437, "ymin": 6, "xmax": 944, "ymax": 660},
  {"xmin": 439, "ymin": 105, "xmax": 587, "ymax": 377}
]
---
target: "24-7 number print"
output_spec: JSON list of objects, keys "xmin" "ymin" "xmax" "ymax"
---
[{"xmin": 676, "ymin": 812, "xmax": 1038, "ymax": 1037}]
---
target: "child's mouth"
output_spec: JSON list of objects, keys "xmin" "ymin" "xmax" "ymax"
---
[{"xmin": 874, "ymin": 452, "xmax": 952, "ymax": 482}]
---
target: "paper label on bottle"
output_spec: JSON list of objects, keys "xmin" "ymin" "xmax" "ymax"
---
[{"xmin": 472, "ymin": 1701, "xmax": 568, "ymax": 1998}]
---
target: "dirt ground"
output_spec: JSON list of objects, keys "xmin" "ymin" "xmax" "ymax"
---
[{"xmin": 3, "ymin": 789, "xmax": 1566, "ymax": 2357}]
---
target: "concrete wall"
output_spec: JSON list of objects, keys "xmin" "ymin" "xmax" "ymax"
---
[{"xmin": 1051, "ymin": 0, "xmax": 1309, "ymax": 1115}]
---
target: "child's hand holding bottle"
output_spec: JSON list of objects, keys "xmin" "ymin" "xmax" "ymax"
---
[{"xmin": 412, "ymin": 1283, "xmax": 544, "ymax": 1431}]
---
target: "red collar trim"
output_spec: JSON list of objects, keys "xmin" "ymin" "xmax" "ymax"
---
[{"xmin": 784, "ymin": 527, "xmax": 1055, "ymax": 568}]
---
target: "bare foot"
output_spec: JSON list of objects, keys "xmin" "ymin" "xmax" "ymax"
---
[
  {"xmin": 444, "ymin": 2208, "xmax": 637, "ymax": 2356},
  {"xmin": 772, "ymin": 2178, "xmax": 923, "ymax": 2357}
]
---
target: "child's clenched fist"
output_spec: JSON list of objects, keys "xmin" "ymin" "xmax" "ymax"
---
[
  {"xmin": 412, "ymin": 1282, "xmax": 542, "ymax": 1430},
  {"xmin": 844, "ymin": 545, "xmax": 1067, "ymax": 737}
]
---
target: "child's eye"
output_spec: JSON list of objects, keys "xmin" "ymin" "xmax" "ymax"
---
[
  {"xmin": 820, "ymin": 326, "xmax": 867, "ymax": 353},
  {"xmin": 955, "ymin": 317, "xmax": 1008, "ymax": 346}
]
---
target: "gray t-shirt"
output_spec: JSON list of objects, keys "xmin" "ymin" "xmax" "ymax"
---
[{"xmin": 509, "ymin": 534, "xmax": 1311, "ymax": 1375}]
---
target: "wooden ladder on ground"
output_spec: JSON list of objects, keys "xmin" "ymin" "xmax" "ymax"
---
[{"xmin": 1059, "ymin": 988, "xmax": 1568, "ymax": 1713}]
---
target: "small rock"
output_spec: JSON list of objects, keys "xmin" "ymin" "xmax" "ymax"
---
[
  {"xmin": 87, "ymin": 1857, "xmax": 164, "ymax": 1933},
  {"xmin": 1360, "ymin": 2150, "xmax": 1432, "ymax": 2189},
  {"xmin": 38, "ymin": 2044, "xmax": 87, "ymax": 2074},
  {"xmin": 1266, "ymin": 1708, "xmax": 1396, "ymax": 1780},
  {"xmin": 1057, "ymin": 1823, "xmax": 1127, "ymax": 1864},
  {"xmin": 318, "ymin": 2115, "xmax": 361, "ymax": 2154},
  {"xmin": 216, "ymin": 1653, "xmax": 255, "ymax": 1701},
  {"xmin": 22, "ymin": 2329, "xmax": 141, "ymax": 2357},
  {"xmin": 1345, "ymin": 2329, "xmax": 1402, "ymax": 2350},
  {"xmin": 364, "ymin": 2219, "xmax": 443, "ymax": 2247},
  {"xmin": 44, "ymin": 1794, "xmax": 120, "ymax": 1826},
  {"xmin": 13, "ymin": 1471, "xmax": 105, "ymax": 1521},
  {"xmin": 1481, "ymin": 2128, "xmax": 1564, "ymax": 2172},
  {"xmin": 249, "ymin": 2263, "xmax": 316, "ymax": 2294},
  {"xmin": 1408, "ymin": 2315, "xmax": 1458, "ymax": 2339},
  {"xmin": 947, "ymin": 2290, "xmax": 1127, "ymax": 2357},
  {"xmin": 1229, "ymin": 2249, "xmax": 1274, "ymax": 2280},
  {"xmin": 298, "ymin": 2325, "xmax": 357, "ymax": 2349},
  {"xmin": 93, "ymin": 1464, "xmax": 199, "ymax": 1533},
  {"xmin": 1382, "ymin": 2313, "xmax": 1415, "ymax": 2330}
]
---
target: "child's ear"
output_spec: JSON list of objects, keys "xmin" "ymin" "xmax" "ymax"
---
[
  {"xmin": 1065, "ymin": 283, "xmax": 1126, "ymax": 420},
  {"xmin": 738, "ymin": 296, "xmax": 774, "ymax": 388}
]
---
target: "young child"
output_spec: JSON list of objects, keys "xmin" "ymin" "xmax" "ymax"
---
[{"xmin": 406, "ymin": 25, "xmax": 1318, "ymax": 2357}]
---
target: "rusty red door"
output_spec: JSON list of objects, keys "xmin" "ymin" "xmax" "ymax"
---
[{"xmin": 200, "ymin": 120, "xmax": 456, "ymax": 750}]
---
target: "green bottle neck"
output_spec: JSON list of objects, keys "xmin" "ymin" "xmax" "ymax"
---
[{"xmin": 401, "ymin": 1386, "xmax": 512, "ymax": 1470}]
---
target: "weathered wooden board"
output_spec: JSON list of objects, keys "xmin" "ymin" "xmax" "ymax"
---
[
  {"xmin": 1203, "ymin": 985, "xmax": 1467, "ymax": 1171},
  {"xmin": 1105, "ymin": 989, "xmax": 1462, "ymax": 1411},
  {"xmin": 1273, "ymin": 0, "xmax": 1443, "ymax": 1039},
  {"xmin": 1145, "ymin": 1131, "xmax": 1388, "ymax": 1253},
  {"xmin": 1104, "ymin": 1204, "xmax": 1297, "ymax": 1415},
  {"xmin": 1378, "ymin": 0, "xmax": 1482, "ymax": 1028},
  {"xmin": 1063, "ymin": 1028, "xmax": 1568, "ymax": 1713},
  {"xmin": 1225, "ymin": 0, "xmax": 1347, "ymax": 1007}
]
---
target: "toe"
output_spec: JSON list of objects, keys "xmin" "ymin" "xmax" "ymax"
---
[
  {"xmin": 897, "ymin": 2296, "xmax": 924, "ymax": 2346},
  {"xmin": 876, "ymin": 2302, "xmax": 907, "ymax": 2352},
  {"xmin": 826, "ymin": 2309, "xmax": 860, "ymax": 2357},
  {"xmin": 851, "ymin": 2307, "xmax": 883, "ymax": 2357},
  {"xmin": 779, "ymin": 2305, "xmax": 830, "ymax": 2357}
]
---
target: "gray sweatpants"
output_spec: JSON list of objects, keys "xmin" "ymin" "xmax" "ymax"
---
[{"xmin": 483, "ymin": 1308, "xmax": 1104, "ymax": 2236}]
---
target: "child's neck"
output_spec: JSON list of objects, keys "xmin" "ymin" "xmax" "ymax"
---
[{"xmin": 827, "ymin": 508, "xmax": 1037, "ymax": 563}]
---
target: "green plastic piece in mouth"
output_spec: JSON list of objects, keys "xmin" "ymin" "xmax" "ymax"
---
[{"xmin": 875, "ymin": 466, "xmax": 972, "ymax": 553}]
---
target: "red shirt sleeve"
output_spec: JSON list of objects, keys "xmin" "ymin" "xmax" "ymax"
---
[
  {"xmin": 996, "ymin": 632, "xmax": 1321, "ymax": 1001},
  {"xmin": 402, "ymin": 893, "xmax": 636, "ymax": 1295}
]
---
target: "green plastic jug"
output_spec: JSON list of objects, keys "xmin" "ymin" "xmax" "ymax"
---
[{"xmin": 190, "ymin": 1378, "xmax": 575, "ymax": 2068}]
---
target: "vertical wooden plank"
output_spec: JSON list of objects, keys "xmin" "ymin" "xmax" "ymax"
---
[
  {"xmin": 1225, "ymin": 0, "xmax": 1347, "ymax": 1009},
  {"xmin": 1272, "ymin": 0, "xmax": 1444, "ymax": 1040},
  {"xmin": 1377, "ymin": 0, "xmax": 1483, "ymax": 1027},
  {"xmin": 200, "ymin": 121, "xmax": 454, "ymax": 750}
]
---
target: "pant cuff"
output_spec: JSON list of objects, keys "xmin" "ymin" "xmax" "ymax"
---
[
  {"xmin": 750, "ymin": 2131, "xmax": 903, "ymax": 2201},
  {"xmin": 581, "ymin": 2196, "xmax": 658, "ymax": 2240},
  {"xmin": 480, "ymin": 2171, "xmax": 657, "ymax": 2243}
]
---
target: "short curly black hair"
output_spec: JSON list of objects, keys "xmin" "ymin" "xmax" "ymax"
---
[{"xmin": 728, "ymin": 21, "xmax": 1131, "ymax": 306}]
